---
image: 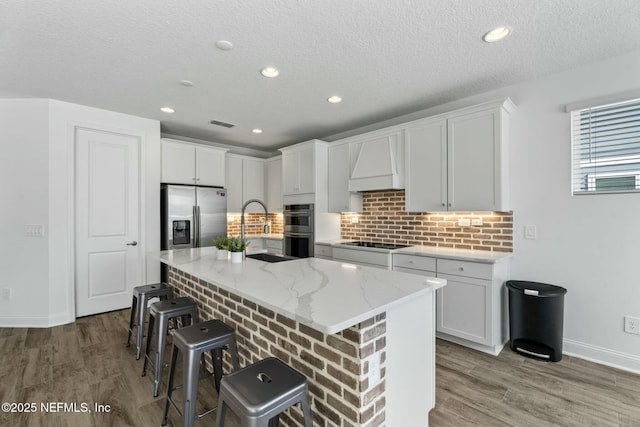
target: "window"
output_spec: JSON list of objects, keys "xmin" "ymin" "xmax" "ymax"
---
[{"xmin": 571, "ymin": 98, "xmax": 640, "ymax": 194}]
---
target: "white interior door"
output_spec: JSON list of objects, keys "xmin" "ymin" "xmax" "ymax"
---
[{"xmin": 75, "ymin": 127, "xmax": 142, "ymax": 317}]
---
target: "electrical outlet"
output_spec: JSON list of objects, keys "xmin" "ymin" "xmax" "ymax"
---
[
  {"xmin": 368, "ymin": 355, "xmax": 381, "ymax": 384},
  {"xmin": 1, "ymin": 288, "xmax": 11, "ymax": 301},
  {"xmin": 471, "ymin": 218, "xmax": 483, "ymax": 226},
  {"xmin": 624, "ymin": 316, "xmax": 640, "ymax": 335},
  {"xmin": 524, "ymin": 224, "xmax": 537, "ymax": 240},
  {"xmin": 24, "ymin": 224, "xmax": 45, "ymax": 237}
]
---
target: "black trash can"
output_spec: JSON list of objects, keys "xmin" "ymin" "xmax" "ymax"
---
[{"xmin": 506, "ymin": 280, "xmax": 567, "ymax": 362}]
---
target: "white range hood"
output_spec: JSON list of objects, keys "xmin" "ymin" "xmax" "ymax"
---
[{"xmin": 348, "ymin": 133, "xmax": 405, "ymax": 192}]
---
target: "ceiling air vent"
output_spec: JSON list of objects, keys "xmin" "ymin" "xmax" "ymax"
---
[{"xmin": 209, "ymin": 119, "xmax": 235, "ymax": 128}]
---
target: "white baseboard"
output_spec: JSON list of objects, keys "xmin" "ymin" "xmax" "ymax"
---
[
  {"xmin": 436, "ymin": 332, "xmax": 507, "ymax": 356},
  {"xmin": 0, "ymin": 313, "xmax": 74, "ymax": 328},
  {"xmin": 48, "ymin": 312, "xmax": 74, "ymax": 327},
  {"xmin": 563, "ymin": 338, "xmax": 640, "ymax": 375},
  {"xmin": 0, "ymin": 315, "xmax": 50, "ymax": 328}
]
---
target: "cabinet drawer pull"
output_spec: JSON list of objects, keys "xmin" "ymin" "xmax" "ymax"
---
[{"xmin": 459, "ymin": 266, "xmax": 464, "ymax": 271}]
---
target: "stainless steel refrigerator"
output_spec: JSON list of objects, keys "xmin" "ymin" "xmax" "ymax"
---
[{"xmin": 161, "ymin": 184, "xmax": 227, "ymax": 280}]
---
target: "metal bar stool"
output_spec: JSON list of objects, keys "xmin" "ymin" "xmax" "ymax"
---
[
  {"xmin": 142, "ymin": 297, "xmax": 198, "ymax": 397},
  {"xmin": 126, "ymin": 283, "xmax": 173, "ymax": 359},
  {"xmin": 162, "ymin": 319, "xmax": 240, "ymax": 427},
  {"xmin": 215, "ymin": 357, "xmax": 313, "ymax": 427}
]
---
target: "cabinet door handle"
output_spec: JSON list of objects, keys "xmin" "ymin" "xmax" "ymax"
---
[
  {"xmin": 441, "ymin": 203, "xmax": 446, "ymax": 207},
  {"xmin": 126, "ymin": 241, "xmax": 138, "ymax": 246}
]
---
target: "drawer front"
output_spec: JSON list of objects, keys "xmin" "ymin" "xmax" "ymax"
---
[
  {"xmin": 437, "ymin": 259, "xmax": 492, "ymax": 280},
  {"xmin": 392, "ymin": 254, "xmax": 436, "ymax": 272},
  {"xmin": 265, "ymin": 239, "xmax": 283, "ymax": 251},
  {"xmin": 246, "ymin": 238, "xmax": 264, "ymax": 250},
  {"xmin": 314, "ymin": 244, "xmax": 333, "ymax": 258},
  {"xmin": 332, "ymin": 247, "xmax": 390, "ymax": 268}
]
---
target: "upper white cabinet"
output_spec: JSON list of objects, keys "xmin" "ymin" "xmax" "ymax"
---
[
  {"xmin": 347, "ymin": 128, "xmax": 405, "ymax": 192},
  {"xmin": 265, "ymin": 156, "xmax": 283, "ymax": 212},
  {"xmin": 328, "ymin": 142, "xmax": 362, "ymax": 213},
  {"xmin": 279, "ymin": 140, "xmax": 329, "ymax": 211},
  {"xmin": 161, "ymin": 139, "xmax": 227, "ymax": 187},
  {"xmin": 225, "ymin": 154, "xmax": 265, "ymax": 213},
  {"xmin": 405, "ymin": 99, "xmax": 514, "ymax": 212},
  {"xmin": 281, "ymin": 143, "xmax": 315, "ymax": 195}
]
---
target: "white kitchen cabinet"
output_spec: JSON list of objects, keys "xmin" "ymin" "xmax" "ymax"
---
[
  {"xmin": 265, "ymin": 156, "xmax": 283, "ymax": 212},
  {"xmin": 225, "ymin": 154, "xmax": 265, "ymax": 213},
  {"xmin": 392, "ymin": 252, "xmax": 509, "ymax": 355},
  {"xmin": 281, "ymin": 144, "xmax": 314, "ymax": 195},
  {"xmin": 314, "ymin": 243, "xmax": 333, "ymax": 260},
  {"xmin": 246, "ymin": 237, "xmax": 264, "ymax": 251},
  {"xmin": 279, "ymin": 140, "xmax": 329, "ymax": 211},
  {"xmin": 405, "ymin": 99, "xmax": 514, "ymax": 212},
  {"xmin": 264, "ymin": 238, "xmax": 283, "ymax": 254},
  {"xmin": 328, "ymin": 142, "xmax": 362, "ymax": 213},
  {"xmin": 161, "ymin": 139, "xmax": 227, "ymax": 186},
  {"xmin": 332, "ymin": 247, "xmax": 391, "ymax": 270}
]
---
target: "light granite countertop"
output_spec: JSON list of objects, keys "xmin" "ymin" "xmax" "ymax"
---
[{"xmin": 148, "ymin": 247, "xmax": 445, "ymax": 334}]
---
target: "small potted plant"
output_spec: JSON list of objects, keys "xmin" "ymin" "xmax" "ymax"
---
[
  {"xmin": 213, "ymin": 235, "xmax": 230, "ymax": 260},
  {"xmin": 227, "ymin": 236, "xmax": 249, "ymax": 263}
]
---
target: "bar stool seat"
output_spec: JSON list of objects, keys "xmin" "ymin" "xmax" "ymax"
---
[
  {"xmin": 142, "ymin": 297, "xmax": 198, "ymax": 397},
  {"xmin": 126, "ymin": 283, "xmax": 173, "ymax": 359},
  {"xmin": 215, "ymin": 357, "xmax": 312, "ymax": 427},
  {"xmin": 162, "ymin": 319, "xmax": 240, "ymax": 427}
]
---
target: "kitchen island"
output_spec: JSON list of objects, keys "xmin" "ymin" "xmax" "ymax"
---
[{"xmin": 149, "ymin": 247, "xmax": 445, "ymax": 426}]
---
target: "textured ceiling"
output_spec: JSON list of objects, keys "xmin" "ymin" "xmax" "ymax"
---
[{"xmin": 2, "ymin": 0, "xmax": 640, "ymax": 152}]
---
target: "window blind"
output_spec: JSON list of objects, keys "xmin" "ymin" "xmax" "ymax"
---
[{"xmin": 571, "ymin": 98, "xmax": 640, "ymax": 194}]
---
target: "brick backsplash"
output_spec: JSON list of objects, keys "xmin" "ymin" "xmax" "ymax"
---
[
  {"xmin": 169, "ymin": 268, "xmax": 387, "ymax": 426},
  {"xmin": 341, "ymin": 190, "xmax": 513, "ymax": 252},
  {"xmin": 227, "ymin": 213, "xmax": 283, "ymax": 237}
]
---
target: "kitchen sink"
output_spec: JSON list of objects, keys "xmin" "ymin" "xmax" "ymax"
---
[{"xmin": 245, "ymin": 253, "xmax": 297, "ymax": 263}]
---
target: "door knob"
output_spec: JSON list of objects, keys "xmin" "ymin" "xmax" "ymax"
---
[{"xmin": 126, "ymin": 241, "xmax": 138, "ymax": 246}]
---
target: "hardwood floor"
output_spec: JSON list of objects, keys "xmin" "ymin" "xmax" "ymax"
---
[
  {"xmin": 430, "ymin": 339, "xmax": 640, "ymax": 427},
  {"xmin": 0, "ymin": 309, "xmax": 235, "ymax": 427},
  {"xmin": 1, "ymin": 309, "xmax": 639, "ymax": 426}
]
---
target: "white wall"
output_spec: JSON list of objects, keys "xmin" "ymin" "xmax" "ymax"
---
[
  {"xmin": 328, "ymin": 49, "xmax": 640, "ymax": 371},
  {"xmin": 0, "ymin": 99, "xmax": 160, "ymax": 327},
  {"xmin": 0, "ymin": 99, "xmax": 51, "ymax": 325}
]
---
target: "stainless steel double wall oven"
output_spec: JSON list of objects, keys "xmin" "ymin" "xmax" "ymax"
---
[{"xmin": 283, "ymin": 204, "xmax": 314, "ymax": 258}]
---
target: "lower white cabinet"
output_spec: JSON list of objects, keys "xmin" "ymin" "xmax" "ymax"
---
[
  {"xmin": 246, "ymin": 238, "xmax": 264, "ymax": 251},
  {"xmin": 332, "ymin": 247, "xmax": 391, "ymax": 270},
  {"xmin": 314, "ymin": 243, "xmax": 333, "ymax": 260},
  {"xmin": 392, "ymin": 253, "xmax": 509, "ymax": 355},
  {"xmin": 264, "ymin": 238, "xmax": 283, "ymax": 254}
]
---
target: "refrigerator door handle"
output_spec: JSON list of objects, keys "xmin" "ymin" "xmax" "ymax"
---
[{"xmin": 193, "ymin": 205, "xmax": 199, "ymax": 247}]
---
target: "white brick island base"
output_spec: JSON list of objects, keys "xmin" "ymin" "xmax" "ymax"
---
[{"xmin": 151, "ymin": 248, "xmax": 444, "ymax": 426}]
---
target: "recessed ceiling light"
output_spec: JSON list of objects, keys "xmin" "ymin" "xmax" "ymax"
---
[
  {"xmin": 252, "ymin": 128, "xmax": 263, "ymax": 134},
  {"xmin": 179, "ymin": 80, "xmax": 194, "ymax": 87},
  {"xmin": 215, "ymin": 40, "xmax": 234, "ymax": 51},
  {"xmin": 483, "ymin": 26, "xmax": 512, "ymax": 43},
  {"xmin": 327, "ymin": 95, "xmax": 342, "ymax": 104},
  {"xmin": 160, "ymin": 107, "xmax": 175, "ymax": 114},
  {"xmin": 260, "ymin": 67, "xmax": 280, "ymax": 78}
]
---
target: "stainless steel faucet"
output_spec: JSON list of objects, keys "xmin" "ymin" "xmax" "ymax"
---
[{"xmin": 240, "ymin": 199, "xmax": 270, "ymax": 242}]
